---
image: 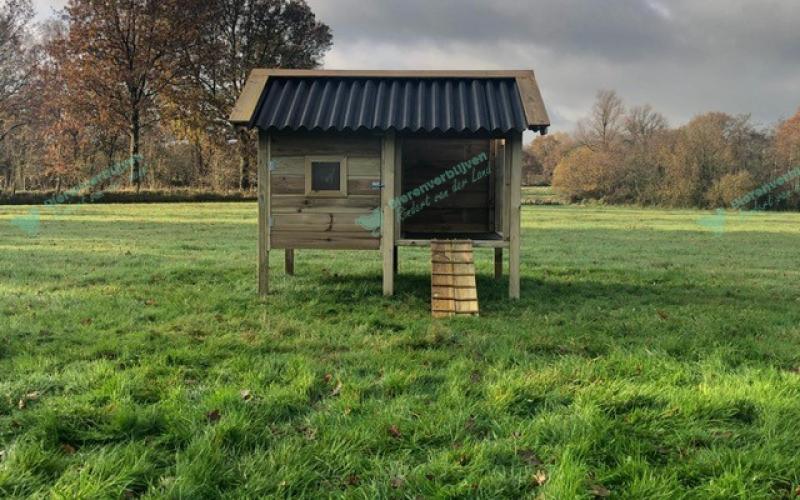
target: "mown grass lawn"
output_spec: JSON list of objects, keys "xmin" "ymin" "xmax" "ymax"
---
[{"xmin": 1, "ymin": 203, "xmax": 799, "ymax": 498}]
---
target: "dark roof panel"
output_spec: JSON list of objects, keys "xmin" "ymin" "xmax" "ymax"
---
[{"xmin": 252, "ymin": 77, "xmax": 537, "ymax": 134}]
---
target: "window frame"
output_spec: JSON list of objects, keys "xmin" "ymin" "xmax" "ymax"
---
[{"xmin": 304, "ymin": 156, "xmax": 348, "ymax": 197}]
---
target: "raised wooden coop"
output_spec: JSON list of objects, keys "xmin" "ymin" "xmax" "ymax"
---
[{"xmin": 230, "ymin": 69, "xmax": 549, "ymax": 304}]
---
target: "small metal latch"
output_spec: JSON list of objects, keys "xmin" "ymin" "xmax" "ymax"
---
[
  {"xmin": 268, "ymin": 160, "xmax": 277, "ymax": 171},
  {"xmin": 370, "ymin": 181, "xmax": 385, "ymax": 190}
]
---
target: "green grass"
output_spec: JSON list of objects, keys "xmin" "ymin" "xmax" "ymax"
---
[{"xmin": 1, "ymin": 203, "xmax": 799, "ymax": 498}]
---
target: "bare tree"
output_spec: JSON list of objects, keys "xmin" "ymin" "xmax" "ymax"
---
[
  {"xmin": 0, "ymin": 0, "xmax": 36, "ymax": 191},
  {"xmin": 624, "ymin": 104, "xmax": 668, "ymax": 148},
  {"xmin": 576, "ymin": 90, "xmax": 625, "ymax": 151},
  {"xmin": 0, "ymin": 0, "xmax": 34, "ymax": 141}
]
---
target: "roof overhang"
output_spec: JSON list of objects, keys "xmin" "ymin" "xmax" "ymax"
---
[{"xmin": 229, "ymin": 69, "xmax": 550, "ymax": 133}]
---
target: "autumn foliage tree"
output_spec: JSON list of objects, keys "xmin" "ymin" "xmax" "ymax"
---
[
  {"xmin": 523, "ymin": 132, "xmax": 572, "ymax": 185},
  {"xmin": 552, "ymin": 146, "xmax": 622, "ymax": 201},
  {"xmin": 60, "ymin": 0, "xmax": 212, "ymax": 192},
  {"xmin": 170, "ymin": 0, "xmax": 332, "ymax": 190},
  {"xmin": 774, "ymin": 109, "xmax": 800, "ymax": 169},
  {"xmin": 552, "ymin": 89, "xmax": 780, "ymax": 209}
]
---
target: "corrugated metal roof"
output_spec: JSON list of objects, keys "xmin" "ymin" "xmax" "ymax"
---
[{"xmin": 251, "ymin": 77, "xmax": 539, "ymax": 134}]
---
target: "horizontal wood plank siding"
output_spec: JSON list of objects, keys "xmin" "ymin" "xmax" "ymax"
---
[
  {"xmin": 271, "ymin": 132, "xmax": 381, "ymax": 157},
  {"xmin": 270, "ymin": 132, "xmax": 381, "ymax": 250}
]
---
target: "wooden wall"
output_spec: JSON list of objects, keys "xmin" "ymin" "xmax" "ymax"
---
[
  {"xmin": 401, "ymin": 137, "xmax": 492, "ymax": 235},
  {"xmin": 269, "ymin": 132, "xmax": 382, "ymax": 250}
]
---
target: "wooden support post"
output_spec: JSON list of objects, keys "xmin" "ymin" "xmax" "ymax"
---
[
  {"xmin": 382, "ymin": 131, "xmax": 396, "ymax": 296},
  {"xmin": 508, "ymin": 133, "xmax": 522, "ymax": 299},
  {"xmin": 494, "ymin": 248, "xmax": 503, "ymax": 280},
  {"xmin": 257, "ymin": 130, "xmax": 271, "ymax": 296},
  {"xmin": 285, "ymin": 249, "xmax": 294, "ymax": 276},
  {"xmin": 393, "ymin": 246, "xmax": 398, "ymax": 275}
]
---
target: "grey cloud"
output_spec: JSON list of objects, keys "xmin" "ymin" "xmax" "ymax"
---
[{"xmin": 307, "ymin": 0, "xmax": 800, "ymax": 131}]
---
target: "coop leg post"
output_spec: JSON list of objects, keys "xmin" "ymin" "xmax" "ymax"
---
[
  {"xmin": 494, "ymin": 248, "xmax": 503, "ymax": 280},
  {"xmin": 285, "ymin": 249, "xmax": 294, "ymax": 276},
  {"xmin": 508, "ymin": 133, "xmax": 522, "ymax": 300},
  {"xmin": 381, "ymin": 131, "xmax": 396, "ymax": 296},
  {"xmin": 257, "ymin": 131, "xmax": 271, "ymax": 296}
]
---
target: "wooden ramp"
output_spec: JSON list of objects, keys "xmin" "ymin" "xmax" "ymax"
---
[{"xmin": 431, "ymin": 240, "xmax": 479, "ymax": 318}]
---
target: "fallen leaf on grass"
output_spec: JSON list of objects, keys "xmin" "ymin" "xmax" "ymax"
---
[
  {"xmin": 323, "ymin": 373, "xmax": 333, "ymax": 383},
  {"xmin": 656, "ymin": 310, "xmax": 669, "ymax": 320},
  {"xmin": 61, "ymin": 443, "xmax": 76, "ymax": 455},
  {"xmin": 240, "ymin": 390, "xmax": 252, "ymax": 401},
  {"xmin": 590, "ymin": 483, "xmax": 611, "ymax": 497},
  {"xmin": 464, "ymin": 415, "xmax": 476, "ymax": 430},
  {"xmin": 518, "ymin": 449, "xmax": 543, "ymax": 466},
  {"xmin": 345, "ymin": 474, "xmax": 360, "ymax": 486},
  {"xmin": 390, "ymin": 476, "xmax": 405, "ymax": 489},
  {"xmin": 18, "ymin": 392, "xmax": 40, "ymax": 410},
  {"xmin": 532, "ymin": 470, "xmax": 548, "ymax": 486},
  {"xmin": 206, "ymin": 409, "xmax": 221, "ymax": 423},
  {"xmin": 144, "ymin": 298, "xmax": 157, "ymax": 306},
  {"xmin": 388, "ymin": 425, "xmax": 402, "ymax": 438},
  {"xmin": 301, "ymin": 426, "xmax": 317, "ymax": 440},
  {"xmin": 81, "ymin": 318, "xmax": 92, "ymax": 326},
  {"xmin": 331, "ymin": 381, "xmax": 342, "ymax": 397}
]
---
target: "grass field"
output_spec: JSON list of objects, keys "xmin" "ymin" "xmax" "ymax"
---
[{"xmin": 1, "ymin": 203, "xmax": 799, "ymax": 498}]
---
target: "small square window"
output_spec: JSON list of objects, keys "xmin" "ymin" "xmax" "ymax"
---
[
  {"xmin": 311, "ymin": 161, "xmax": 341, "ymax": 191},
  {"xmin": 305, "ymin": 157, "xmax": 347, "ymax": 197}
]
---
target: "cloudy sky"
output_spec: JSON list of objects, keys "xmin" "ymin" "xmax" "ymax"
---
[{"xmin": 35, "ymin": 0, "xmax": 800, "ymax": 135}]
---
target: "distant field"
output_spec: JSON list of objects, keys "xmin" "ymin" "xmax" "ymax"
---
[
  {"xmin": 1, "ymin": 203, "xmax": 799, "ymax": 498},
  {"xmin": 522, "ymin": 185, "xmax": 561, "ymax": 205}
]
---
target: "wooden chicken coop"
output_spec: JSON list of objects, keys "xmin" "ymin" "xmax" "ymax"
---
[{"xmin": 230, "ymin": 69, "xmax": 549, "ymax": 304}]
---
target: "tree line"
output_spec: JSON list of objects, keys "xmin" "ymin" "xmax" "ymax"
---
[
  {"xmin": 525, "ymin": 90, "xmax": 800, "ymax": 210},
  {"xmin": 0, "ymin": 0, "xmax": 332, "ymax": 195}
]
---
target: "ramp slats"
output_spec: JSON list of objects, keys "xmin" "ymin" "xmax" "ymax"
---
[{"xmin": 431, "ymin": 240, "xmax": 479, "ymax": 318}]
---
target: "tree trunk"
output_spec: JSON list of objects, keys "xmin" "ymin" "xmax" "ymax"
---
[
  {"xmin": 10, "ymin": 163, "xmax": 17, "ymax": 195},
  {"xmin": 2, "ymin": 166, "xmax": 11, "ymax": 194},
  {"xmin": 130, "ymin": 109, "xmax": 142, "ymax": 193},
  {"xmin": 238, "ymin": 128, "xmax": 251, "ymax": 191}
]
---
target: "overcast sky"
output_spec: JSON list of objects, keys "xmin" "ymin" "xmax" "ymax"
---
[{"xmin": 35, "ymin": 0, "xmax": 800, "ymax": 136}]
